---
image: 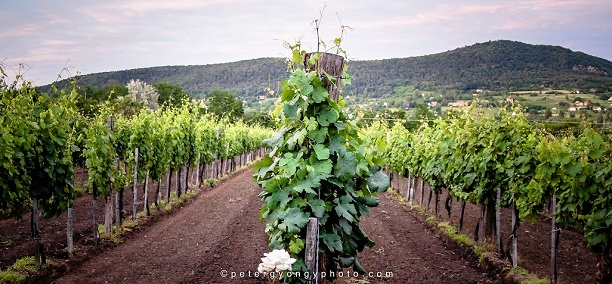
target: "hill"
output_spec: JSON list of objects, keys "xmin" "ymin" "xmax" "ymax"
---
[{"xmin": 57, "ymin": 40, "xmax": 612, "ymax": 101}]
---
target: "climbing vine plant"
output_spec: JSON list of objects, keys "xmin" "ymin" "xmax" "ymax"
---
[{"xmin": 254, "ymin": 37, "xmax": 389, "ymax": 282}]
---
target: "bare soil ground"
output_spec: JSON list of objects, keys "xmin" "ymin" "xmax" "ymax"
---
[
  {"xmin": 0, "ymin": 167, "xmax": 598, "ymax": 283},
  {"xmin": 389, "ymin": 174, "xmax": 598, "ymax": 284}
]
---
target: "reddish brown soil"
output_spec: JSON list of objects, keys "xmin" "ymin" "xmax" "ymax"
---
[
  {"xmin": 0, "ymin": 167, "xmax": 598, "ymax": 283},
  {"xmin": 389, "ymin": 174, "xmax": 599, "ymax": 284}
]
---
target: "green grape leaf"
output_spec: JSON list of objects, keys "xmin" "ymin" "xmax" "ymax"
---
[
  {"xmin": 314, "ymin": 144, "xmax": 330, "ymax": 160},
  {"xmin": 278, "ymin": 208, "xmax": 310, "ymax": 234},
  {"xmin": 289, "ymin": 237, "xmax": 305, "ymax": 254},
  {"xmin": 335, "ymin": 150, "xmax": 357, "ymax": 179},
  {"xmin": 317, "ymin": 108, "xmax": 339, "ymax": 127},
  {"xmin": 322, "ymin": 232, "xmax": 343, "ymax": 252},
  {"xmin": 310, "ymin": 199, "xmax": 326, "ymax": 218},
  {"xmin": 334, "ymin": 195, "xmax": 357, "ymax": 222}
]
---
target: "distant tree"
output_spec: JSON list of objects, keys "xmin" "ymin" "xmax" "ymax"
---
[
  {"xmin": 244, "ymin": 111, "xmax": 275, "ymax": 128},
  {"xmin": 76, "ymin": 84, "xmax": 129, "ymax": 117},
  {"xmin": 207, "ymin": 89, "xmax": 244, "ymax": 119},
  {"xmin": 558, "ymin": 101, "xmax": 569, "ymax": 107},
  {"xmin": 405, "ymin": 104, "xmax": 436, "ymax": 131},
  {"xmin": 125, "ymin": 79, "xmax": 159, "ymax": 110},
  {"xmin": 544, "ymin": 108, "xmax": 552, "ymax": 119},
  {"xmin": 153, "ymin": 82, "xmax": 190, "ymax": 108}
]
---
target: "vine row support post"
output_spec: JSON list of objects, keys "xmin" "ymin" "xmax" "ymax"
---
[
  {"xmin": 409, "ymin": 176, "xmax": 415, "ymax": 205},
  {"xmin": 303, "ymin": 51, "xmax": 344, "ymax": 283},
  {"xmin": 195, "ymin": 153, "xmax": 200, "ymax": 188},
  {"xmin": 32, "ymin": 197, "xmax": 41, "ymax": 267},
  {"xmin": 114, "ymin": 159, "xmax": 121, "ymax": 227},
  {"xmin": 67, "ymin": 200, "xmax": 73, "ymax": 257},
  {"xmin": 551, "ymin": 195, "xmax": 559, "ymax": 283},
  {"xmin": 511, "ymin": 203, "xmax": 518, "ymax": 268},
  {"xmin": 496, "ymin": 188, "xmax": 502, "ymax": 257},
  {"xmin": 406, "ymin": 172, "xmax": 411, "ymax": 202},
  {"xmin": 420, "ymin": 178, "xmax": 425, "ymax": 206},
  {"xmin": 144, "ymin": 170, "xmax": 150, "ymax": 216},
  {"xmin": 305, "ymin": 217, "xmax": 319, "ymax": 284},
  {"xmin": 132, "ymin": 147, "xmax": 139, "ymax": 221}
]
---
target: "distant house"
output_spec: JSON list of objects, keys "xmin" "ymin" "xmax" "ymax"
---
[
  {"xmin": 593, "ymin": 106, "xmax": 602, "ymax": 111},
  {"xmin": 506, "ymin": 96, "xmax": 514, "ymax": 103},
  {"xmin": 447, "ymin": 100, "xmax": 470, "ymax": 107},
  {"xmin": 574, "ymin": 101, "xmax": 589, "ymax": 107},
  {"xmin": 568, "ymin": 106, "xmax": 577, "ymax": 112},
  {"xmin": 258, "ymin": 95, "xmax": 267, "ymax": 100},
  {"xmin": 428, "ymin": 101, "xmax": 439, "ymax": 107}
]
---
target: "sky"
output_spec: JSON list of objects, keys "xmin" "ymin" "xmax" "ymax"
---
[{"xmin": 1, "ymin": 0, "xmax": 611, "ymax": 86}]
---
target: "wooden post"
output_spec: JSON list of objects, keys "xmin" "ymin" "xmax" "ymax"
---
[
  {"xmin": 406, "ymin": 172, "xmax": 411, "ymax": 201},
  {"xmin": 303, "ymin": 52, "xmax": 344, "ymax": 283},
  {"xmin": 104, "ymin": 194, "xmax": 113, "ymax": 234},
  {"xmin": 477, "ymin": 204, "xmax": 485, "ymax": 242},
  {"xmin": 551, "ymin": 195, "xmax": 558, "ymax": 283},
  {"xmin": 144, "ymin": 170, "xmax": 150, "ymax": 216},
  {"xmin": 511, "ymin": 203, "xmax": 518, "ymax": 268},
  {"xmin": 304, "ymin": 52, "xmax": 344, "ymax": 101},
  {"xmin": 114, "ymin": 159, "xmax": 121, "ymax": 227},
  {"xmin": 92, "ymin": 183, "xmax": 99, "ymax": 245},
  {"xmin": 32, "ymin": 197, "xmax": 41, "ymax": 267},
  {"xmin": 410, "ymin": 175, "xmax": 416, "ymax": 205},
  {"xmin": 67, "ymin": 201, "xmax": 73, "ymax": 257},
  {"xmin": 305, "ymin": 217, "xmax": 319, "ymax": 283},
  {"xmin": 420, "ymin": 178, "xmax": 425, "ymax": 206},
  {"xmin": 459, "ymin": 200, "xmax": 466, "ymax": 233},
  {"xmin": 132, "ymin": 147, "xmax": 138, "ymax": 221},
  {"xmin": 166, "ymin": 169, "xmax": 172, "ymax": 203},
  {"xmin": 496, "ymin": 188, "xmax": 502, "ymax": 257},
  {"xmin": 195, "ymin": 153, "xmax": 200, "ymax": 188}
]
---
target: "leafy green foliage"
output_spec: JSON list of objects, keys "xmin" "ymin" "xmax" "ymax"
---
[
  {"xmin": 376, "ymin": 104, "xmax": 612, "ymax": 278},
  {"xmin": 0, "ymin": 80, "xmax": 76, "ymax": 219},
  {"xmin": 153, "ymin": 82, "xmax": 190, "ymax": 108},
  {"xmin": 207, "ymin": 89, "xmax": 244, "ymax": 120},
  {"xmin": 254, "ymin": 49, "xmax": 388, "ymax": 281}
]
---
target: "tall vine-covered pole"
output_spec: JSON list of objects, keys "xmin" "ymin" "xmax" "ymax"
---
[
  {"xmin": 254, "ymin": 45, "xmax": 389, "ymax": 283},
  {"xmin": 303, "ymin": 52, "xmax": 344, "ymax": 283}
]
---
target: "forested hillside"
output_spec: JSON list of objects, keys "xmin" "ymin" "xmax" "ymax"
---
[{"xmin": 53, "ymin": 40, "xmax": 612, "ymax": 101}]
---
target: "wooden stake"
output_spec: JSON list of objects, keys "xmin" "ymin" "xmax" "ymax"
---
[
  {"xmin": 406, "ymin": 172, "xmax": 411, "ymax": 202},
  {"xmin": 144, "ymin": 170, "xmax": 150, "ymax": 216},
  {"xmin": 305, "ymin": 217, "xmax": 319, "ymax": 283},
  {"xmin": 420, "ymin": 178, "xmax": 425, "ymax": 206},
  {"xmin": 303, "ymin": 52, "xmax": 344, "ymax": 283},
  {"xmin": 132, "ymin": 147, "xmax": 138, "ymax": 221},
  {"xmin": 92, "ymin": 183, "xmax": 99, "ymax": 245},
  {"xmin": 32, "ymin": 197, "xmax": 41, "ymax": 267},
  {"xmin": 104, "ymin": 194, "xmax": 113, "ymax": 234},
  {"xmin": 511, "ymin": 203, "xmax": 518, "ymax": 268},
  {"xmin": 496, "ymin": 188, "xmax": 502, "ymax": 257},
  {"xmin": 551, "ymin": 195, "xmax": 558, "ymax": 284},
  {"xmin": 477, "ymin": 204, "xmax": 485, "ymax": 243},
  {"xmin": 67, "ymin": 203, "xmax": 73, "ymax": 257}
]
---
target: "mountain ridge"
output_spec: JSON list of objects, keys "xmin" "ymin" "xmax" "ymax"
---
[{"xmin": 57, "ymin": 40, "xmax": 612, "ymax": 99}]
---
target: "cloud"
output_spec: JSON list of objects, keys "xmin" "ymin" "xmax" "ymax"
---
[{"xmin": 1, "ymin": 0, "xmax": 611, "ymax": 85}]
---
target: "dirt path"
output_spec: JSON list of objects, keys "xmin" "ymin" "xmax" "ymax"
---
[
  {"xmin": 49, "ymin": 168, "xmax": 497, "ymax": 284},
  {"xmin": 53, "ymin": 168, "xmax": 268, "ymax": 284},
  {"xmin": 337, "ymin": 193, "xmax": 493, "ymax": 284}
]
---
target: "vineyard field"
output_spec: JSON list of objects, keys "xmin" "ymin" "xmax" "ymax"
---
[
  {"xmin": 1, "ymin": 166, "xmax": 597, "ymax": 283},
  {"xmin": 388, "ymin": 174, "xmax": 597, "ymax": 283}
]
